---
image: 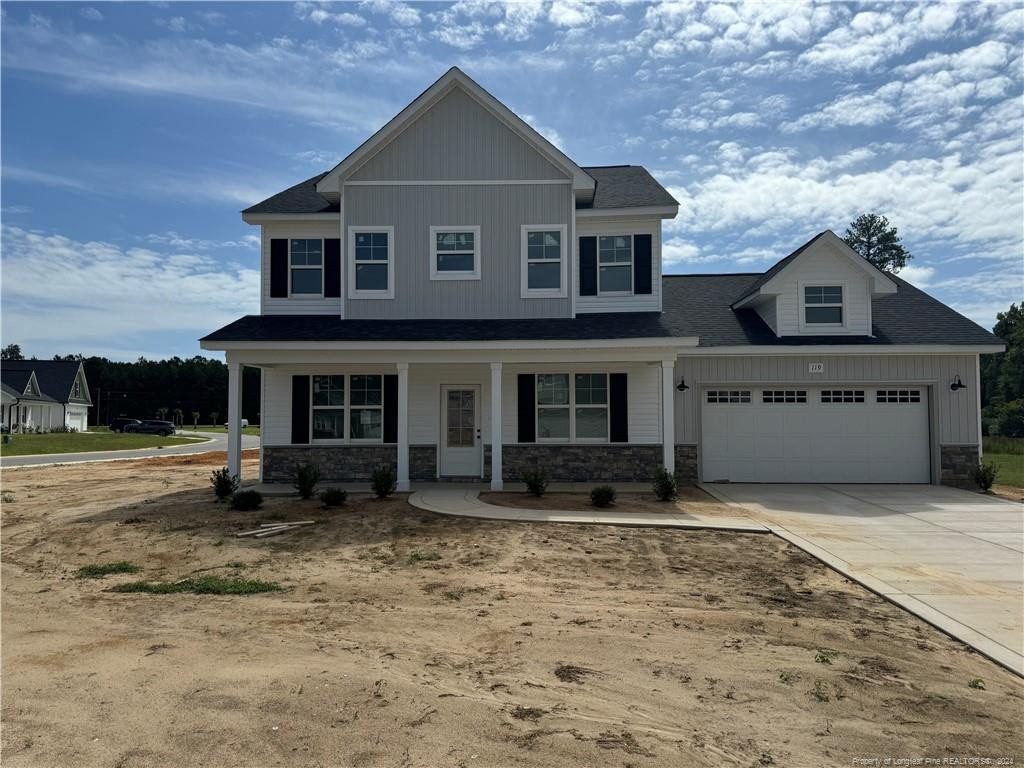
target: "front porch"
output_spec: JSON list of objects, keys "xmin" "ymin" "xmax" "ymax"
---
[{"xmin": 221, "ymin": 341, "xmax": 689, "ymax": 491}]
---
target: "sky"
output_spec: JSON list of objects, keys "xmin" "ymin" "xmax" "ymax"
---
[{"xmin": 1, "ymin": 0, "xmax": 1022, "ymax": 361}]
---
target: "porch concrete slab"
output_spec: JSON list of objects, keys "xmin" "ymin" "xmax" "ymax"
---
[{"xmin": 702, "ymin": 482, "xmax": 1024, "ymax": 678}]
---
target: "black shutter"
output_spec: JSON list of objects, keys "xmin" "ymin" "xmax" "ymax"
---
[
  {"xmin": 270, "ymin": 239, "xmax": 289, "ymax": 298},
  {"xmin": 609, "ymin": 373, "xmax": 628, "ymax": 443},
  {"xmin": 579, "ymin": 236, "xmax": 597, "ymax": 296},
  {"xmin": 324, "ymin": 238, "xmax": 341, "ymax": 298},
  {"xmin": 633, "ymin": 234, "xmax": 652, "ymax": 295},
  {"xmin": 383, "ymin": 375, "xmax": 398, "ymax": 443},
  {"xmin": 291, "ymin": 375, "xmax": 310, "ymax": 444},
  {"xmin": 517, "ymin": 374, "xmax": 535, "ymax": 443}
]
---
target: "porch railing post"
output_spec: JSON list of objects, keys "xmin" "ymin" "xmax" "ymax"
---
[{"xmin": 227, "ymin": 361, "xmax": 243, "ymax": 480}]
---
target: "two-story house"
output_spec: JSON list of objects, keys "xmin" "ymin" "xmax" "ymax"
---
[
  {"xmin": 1, "ymin": 359, "xmax": 92, "ymax": 432},
  {"xmin": 201, "ymin": 67, "xmax": 1004, "ymax": 491}
]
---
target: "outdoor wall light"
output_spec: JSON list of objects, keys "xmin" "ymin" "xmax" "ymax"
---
[
  {"xmin": 950, "ymin": 375, "xmax": 967, "ymax": 392},
  {"xmin": 677, "ymin": 377, "xmax": 690, "ymax": 392}
]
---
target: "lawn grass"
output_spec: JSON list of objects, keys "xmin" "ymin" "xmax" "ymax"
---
[
  {"xmin": 182, "ymin": 425, "xmax": 261, "ymax": 436},
  {"xmin": 77, "ymin": 562, "xmax": 140, "ymax": 579},
  {"xmin": 0, "ymin": 432, "xmax": 203, "ymax": 457},
  {"xmin": 109, "ymin": 575, "xmax": 281, "ymax": 595},
  {"xmin": 983, "ymin": 436, "xmax": 1024, "ymax": 489}
]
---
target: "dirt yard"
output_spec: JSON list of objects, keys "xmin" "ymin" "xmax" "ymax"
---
[{"xmin": 2, "ymin": 454, "xmax": 1022, "ymax": 767}]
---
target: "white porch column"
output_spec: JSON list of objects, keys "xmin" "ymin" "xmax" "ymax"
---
[
  {"xmin": 661, "ymin": 358, "xmax": 675, "ymax": 475},
  {"xmin": 396, "ymin": 362, "xmax": 410, "ymax": 491},
  {"xmin": 490, "ymin": 362, "xmax": 503, "ymax": 491},
  {"xmin": 227, "ymin": 361, "xmax": 243, "ymax": 480}
]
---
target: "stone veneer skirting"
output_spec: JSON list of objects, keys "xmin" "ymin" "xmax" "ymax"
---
[
  {"xmin": 940, "ymin": 444, "xmax": 980, "ymax": 488},
  {"xmin": 674, "ymin": 444, "xmax": 698, "ymax": 483},
  {"xmin": 486, "ymin": 444, "xmax": 665, "ymax": 483},
  {"xmin": 263, "ymin": 445, "xmax": 439, "ymax": 483}
]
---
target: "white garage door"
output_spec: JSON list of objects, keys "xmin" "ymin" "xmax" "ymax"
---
[
  {"xmin": 68, "ymin": 411, "xmax": 87, "ymax": 432},
  {"xmin": 701, "ymin": 387, "xmax": 931, "ymax": 483}
]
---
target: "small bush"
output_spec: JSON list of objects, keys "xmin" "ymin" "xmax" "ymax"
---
[
  {"xmin": 814, "ymin": 648, "xmax": 840, "ymax": 665},
  {"xmin": 110, "ymin": 575, "xmax": 280, "ymax": 595},
  {"xmin": 294, "ymin": 462, "xmax": 321, "ymax": 499},
  {"xmin": 371, "ymin": 465, "xmax": 397, "ymax": 499},
  {"xmin": 77, "ymin": 561, "xmax": 140, "ymax": 579},
  {"xmin": 49, "ymin": 424, "xmax": 77, "ymax": 433},
  {"xmin": 520, "ymin": 466, "xmax": 549, "ymax": 497},
  {"xmin": 590, "ymin": 485, "xmax": 616, "ymax": 508},
  {"xmin": 210, "ymin": 467, "xmax": 239, "ymax": 500},
  {"xmin": 407, "ymin": 550, "xmax": 442, "ymax": 565},
  {"xmin": 230, "ymin": 490, "xmax": 263, "ymax": 511},
  {"xmin": 968, "ymin": 677, "xmax": 986, "ymax": 690},
  {"xmin": 1, "ymin": 491, "xmax": 14, "ymax": 504},
  {"xmin": 971, "ymin": 461, "xmax": 997, "ymax": 492},
  {"xmin": 320, "ymin": 487, "xmax": 347, "ymax": 508},
  {"xmin": 652, "ymin": 467, "xmax": 678, "ymax": 501}
]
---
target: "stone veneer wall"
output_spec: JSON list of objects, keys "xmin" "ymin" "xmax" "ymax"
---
[
  {"xmin": 940, "ymin": 444, "xmax": 980, "ymax": 488},
  {"xmin": 486, "ymin": 444, "xmax": 663, "ymax": 483},
  {"xmin": 263, "ymin": 445, "xmax": 438, "ymax": 483},
  {"xmin": 410, "ymin": 445, "xmax": 437, "ymax": 481},
  {"xmin": 674, "ymin": 444, "xmax": 698, "ymax": 484}
]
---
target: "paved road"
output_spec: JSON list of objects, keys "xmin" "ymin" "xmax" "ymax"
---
[
  {"xmin": 0, "ymin": 431, "xmax": 261, "ymax": 468},
  {"xmin": 705, "ymin": 483, "xmax": 1024, "ymax": 677}
]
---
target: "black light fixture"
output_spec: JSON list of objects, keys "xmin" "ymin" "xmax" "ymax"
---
[
  {"xmin": 677, "ymin": 376, "xmax": 690, "ymax": 392},
  {"xmin": 950, "ymin": 375, "xmax": 966, "ymax": 392}
]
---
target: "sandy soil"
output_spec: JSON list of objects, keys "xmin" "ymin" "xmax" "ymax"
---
[
  {"xmin": 2, "ymin": 455, "xmax": 1022, "ymax": 768},
  {"xmin": 480, "ymin": 486, "xmax": 733, "ymax": 515}
]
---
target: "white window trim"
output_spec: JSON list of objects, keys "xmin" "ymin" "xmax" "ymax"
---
[
  {"xmin": 309, "ymin": 373, "xmax": 385, "ymax": 444},
  {"xmin": 429, "ymin": 225, "xmax": 481, "ymax": 281},
  {"xmin": 288, "ymin": 238, "xmax": 325, "ymax": 299},
  {"xmin": 799, "ymin": 280, "xmax": 847, "ymax": 331},
  {"xmin": 535, "ymin": 372, "xmax": 610, "ymax": 444},
  {"xmin": 347, "ymin": 226, "xmax": 395, "ymax": 300},
  {"xmin": 520, "ymin": 224, "xmax": 567, "ymax": 298},
  {"xmin": 598, "ymin": 234, "xmax": 633, "ymax": 296}
]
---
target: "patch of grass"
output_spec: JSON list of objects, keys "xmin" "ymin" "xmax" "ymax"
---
[
  {"xmin": 510, "ymin": 705, "xmax": 547, "ymax": 721},
  {"xmin": 441, "ymin": 586, "xmax": 486, "ymax": 601},
  {"xmin": 814, "ymin": 648, "xmax": 840, "ymax": 665},
  {"xmin": 183, "ymin": 425, "xmax": 261, "ymax": 436},
  {"xmin": 77, "ymin": 561, "xmax": 140, "ymax": 579},
  {"xmin": 778, "ymin": 670, "xmax": 799, "ymax": 685},
  {"xmin": 406, "ymin": 550, "xmax": 441, "ymax": 565},
  {"xmin": 968, "ymin": 678, "xmax": 986, "ymax": 690},
  {"xmin": 0, "ymin": 432, "xmax": 201, "ymax": 456},
  {"xmin": 554, "ymin": 664, "xmax": 596, "ymax": 684},
  {"xmin": 984, "ymin": 436, "xmax": 1024, "ymax": 455},
  {"xmin": 109, "ymin": 575, "xmax": 280, "ymax": 595},
  {"xmin": 810, "ymin": 680, "xmax": 830, "ymax": 702},
  {"xmin": 983, "ymin": 436, "xmax": 1024, "ymax": 488},
  {"xmin": 1, "ymin": 490, "xmax": 15, "ymax": 504}
]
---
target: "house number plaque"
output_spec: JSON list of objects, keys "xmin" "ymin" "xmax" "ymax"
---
[{"xmin": 808, "ymin": 362, "xmax": 824, "ymax": 374}]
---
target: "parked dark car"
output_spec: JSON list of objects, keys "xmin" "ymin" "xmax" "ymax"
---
[
  {"xmin": 123, "ymin": 419, "xmax": 176, "ymax": 437},
  {"xmin": 109, "ymin": 418, "xmax": 142, "ymax": 433}
]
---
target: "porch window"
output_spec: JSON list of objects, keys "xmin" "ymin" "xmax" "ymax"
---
[
  {"xmin": 536, "ymin": 373, "xmax": 609, "ymax": 442},
  {"xmin": 312, "ymin": 375, "xmax": 344, "ymax": 440},
  {"xmin": 290, "ymin": 239, "xmax": 323, "ymax": 295},
  {"xmin": 536, "ymin": 374, "xmax": 570, "ymax": 440},
  {"xmin": 598, "ymin": 235, "xmax": 632, "ymax": 294},
  {"xmin": 349, "ymin": 375, "xmax": 383, "ymax": 440},
  {"xmin": 574, "ymin": 373, "xmax": 608, "ymax": 440},
  {"xmin": 430, "ymin": 226, "xmax": 480, "ymax": 280}
]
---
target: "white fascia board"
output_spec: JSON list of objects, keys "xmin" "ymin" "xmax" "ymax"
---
[
  {"xmin": 680, "ymin": 344, "xmax": 1006, "ymax": 356},
  {"xmin": 760, "ymin": 231, "xmax": 897, "ymax": 296},
  {"xmin": 576, "ymin": 205, "xmax": 678, "ymax": 220},
  {"xmin": 202, "ymin": 337, "xmax": 697, "ymax": 353},
  {"xmin": 242, "ymin": 213, "xmax": 340, "ymax": 224}
]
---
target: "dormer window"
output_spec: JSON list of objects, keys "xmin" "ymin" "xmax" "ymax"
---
[{"xmin": 803, "ymin": 285, "xmax": 843, "ymax": 325}]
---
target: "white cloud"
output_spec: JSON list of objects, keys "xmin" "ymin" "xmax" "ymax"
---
[
  {"xmin": 155, "ymin": 16, "xmax": 190, "ymax": 33},
  {"xmin": 359, "ymin": 0, "xmax": 420, "ymax": 27},
  {"xmin": 896, "ymin": 264, "xmax": 936, "ymax": 287},
  {"xmin": 549, "ymin": 0, "xmax": 597, "ymax": 28},
  {"xmin": 0, "ymin": 225, "xmax": 259, "ymax": 358},
  {"xmin": 2, "ymin": 166, "xmax": 94, "ymax": 193},
  {"xmin": 79, "ymin": 7, "xmax": 103, "ymax": 22}
]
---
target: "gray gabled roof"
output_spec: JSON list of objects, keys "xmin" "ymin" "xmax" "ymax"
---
[
  {"xmin": 242, "ymin": 164, "xmax": 676, "ymax": 215},
  {"xmin": 202, "ymin": 272, "xmax": 1000, "ymax": 348},
  {"xmin": 731, "ymin": 231, "xmax": 828, "ymax": 306},
  {"xmin": 1, "ymin": 360, "xmax": 89, "ymax": 404}
]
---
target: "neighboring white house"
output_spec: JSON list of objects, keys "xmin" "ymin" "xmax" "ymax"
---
[
  {"xmin": 201, "ymin": 67, "xmax": 1004, "ymax": 489},
  {"xmin": 1, "ymin": 360, "xmax": 92, "ymax": 433}
]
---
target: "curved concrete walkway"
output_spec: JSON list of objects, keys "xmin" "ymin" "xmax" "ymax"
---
[{"xmin": 409, "ymin": 485, "xmax": 768, "ymax": 532}]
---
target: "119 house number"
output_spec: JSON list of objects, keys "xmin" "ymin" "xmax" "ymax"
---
[{"xmin": 808, "ymin": 362, "xmax": 824, "ymax": 374}]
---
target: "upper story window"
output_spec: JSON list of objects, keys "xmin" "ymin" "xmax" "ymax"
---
[
  {"xmin": 290, "ymin": 239, "xmax": 323, "ymax": 296},
  {"xmin": 803, "ymin": 285, "xmax": 843, "ymax": 325},
  {"xmin": 521, "ymin": 225, "xmax": 566, "ymax": 297},
  {"xmin": 348, "ymin": 227, "xmax": 394, "ymax": 299},
  {"xmin": 430, "ymin": 226, "xmax": 480, "ymax": 280},
  {"xmin": 598, "ymin": 236, "xmax": 632, "ymax": 294},
  {"xmin": 72, "ymin": 378, "xmax": 82, "ymax": 398}
]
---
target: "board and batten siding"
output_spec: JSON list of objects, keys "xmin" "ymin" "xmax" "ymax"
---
[
  {"xmin": 348, "ymin": 87, "xmax": 568, "ymax": 182},
  {"xmin": 343, "ymin": 184, "xmax": 573, "ymax": 319},
  {"xmin": 260, "ymin": 221, "xmax": 342, "ymax": 316},
  {"xmin": 673, "ymin": 354, "xmax": 980, "ymax": 446},
  {"xmin": 575, "ymin": 217, "xmax": 662, "ymax": 314}
]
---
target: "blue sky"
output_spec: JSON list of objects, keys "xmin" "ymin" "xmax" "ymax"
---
[{"xmin": 2, "ymin": 1, "xmax": 1022, "ymax": 360}]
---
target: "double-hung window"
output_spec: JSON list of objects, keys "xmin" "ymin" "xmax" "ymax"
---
[
  {"xmin": 598, "ymin": 235, "xmax": 632, "ymax": 294},
  {"xmin": 521, "ymin": 225, "xmax": 566, "ymax": 297},
  {"xmin": 290, "ymin": 239, "xmax": 323, "ymax": 295},
  {"xmin": 535, "ymin": 373, "xmax": 609, "ymax": 442},
  {"xmin": 430, "ymin": 226, "xmax": 480, "ymax": 280},
  {"xmin": 310, "ymin": 374, "xmax": 383, "ymax": 442},
  {"xmin": 803, "ymin": 285, "xmax": 843, "ymax": 325},
  {"xmin": 348, "ymin": 227, "xmax": 394, "ymax": 298}
]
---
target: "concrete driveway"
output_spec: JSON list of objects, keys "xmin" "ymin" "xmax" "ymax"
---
[
  {"xmin": 0, "ymin": 431, "xmax": 260, "ymax": 468},
  {"xmin": 703, "ymin": 483, "xmax": 1024, "ymax": 677}
]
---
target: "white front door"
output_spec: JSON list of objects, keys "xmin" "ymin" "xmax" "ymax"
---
[{"xmin": 440, "ymin": 385, "xmax": 481, "ymax": 477}]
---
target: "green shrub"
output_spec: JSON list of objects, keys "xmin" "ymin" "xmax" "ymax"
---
[
  {"xmin": 652, "ymin": 467, "xmax": 678, "ymax": 501},
  {"xmin": 590, "ymin": 485, "xmax": 616, "ymax": 508},
  {"xmin": 998, "ymin": 400, "xmax": 1024, "ymax": 438},
  {"xmin": 520, "ymin": 467, "xmax": 549, "ymax": 497},
  {"xmin": 371, "ymin": 465, "xmax": 397, "ymax": 499},
  {"xmin": 971, "ymin": 461, "xmax": 997, "ymax": 492},
  {"xmin": 230, "ymin": 490, "xmax": 263, "ymax": 511},
  {"xmin": 320, "ymin": 487, "xmax": 347, "ymax": 508},
  {"xmin": 294, "ymin": 462, "xmax": 321, "ymax": 499},
  {"xmin": 968, "ymin": 677, "xmax": 986, "ymax": 690},
  {"xmin": 210, "ymin": 467, "xmax": 239, "ymax": 500},
  {"xmin": 49, "ymin": 424, "xmax": 77, "ymax": 433},
  {"xmin": 77, "ymin": 561, "xmax": 139, "ymax": 579},
  {"xmin": 110, "ymin": 575, "xmax": 280, "ymax": 595}
]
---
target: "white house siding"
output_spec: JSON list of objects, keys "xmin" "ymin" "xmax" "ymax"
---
[
  {"xmin": 343, "ymin": 183, "xmax": 573, "ymax": 319},
  {"xmin": 765, "ymin": 246, "xmax": 872, "ymax": 336},
  {"xmin": 260, "ymin": 221, "xmax": 342, "ymax": 316},
  {"xmin": 673, "ymin": 353, "xmax": 980, "ymax": 448},
  {"xmin": 575, "ymin": 217, "xmax": 662, "ymax": 314},
  {"xmin": 348, "ymin": 87, "xmax": 568, "ymax": 182},
  {"xmin": 66, "ymin": 404, "xmax": 89, "ymax": 431}
]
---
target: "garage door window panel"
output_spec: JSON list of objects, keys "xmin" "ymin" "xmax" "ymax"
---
[
  {"xmin": 821, "ymin": 390, "xmax": 865, "ymax": 403},
  {"xmin": 706, "ymin": 390, "xmax": 751, "ymax": 404},
  {"xmin": 762, "ymin": 390, "xmax": 807, "ymax": 404},
  {"xmin": 877, "ymin": 389, "xmax": 921, "ymax": 403}
]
